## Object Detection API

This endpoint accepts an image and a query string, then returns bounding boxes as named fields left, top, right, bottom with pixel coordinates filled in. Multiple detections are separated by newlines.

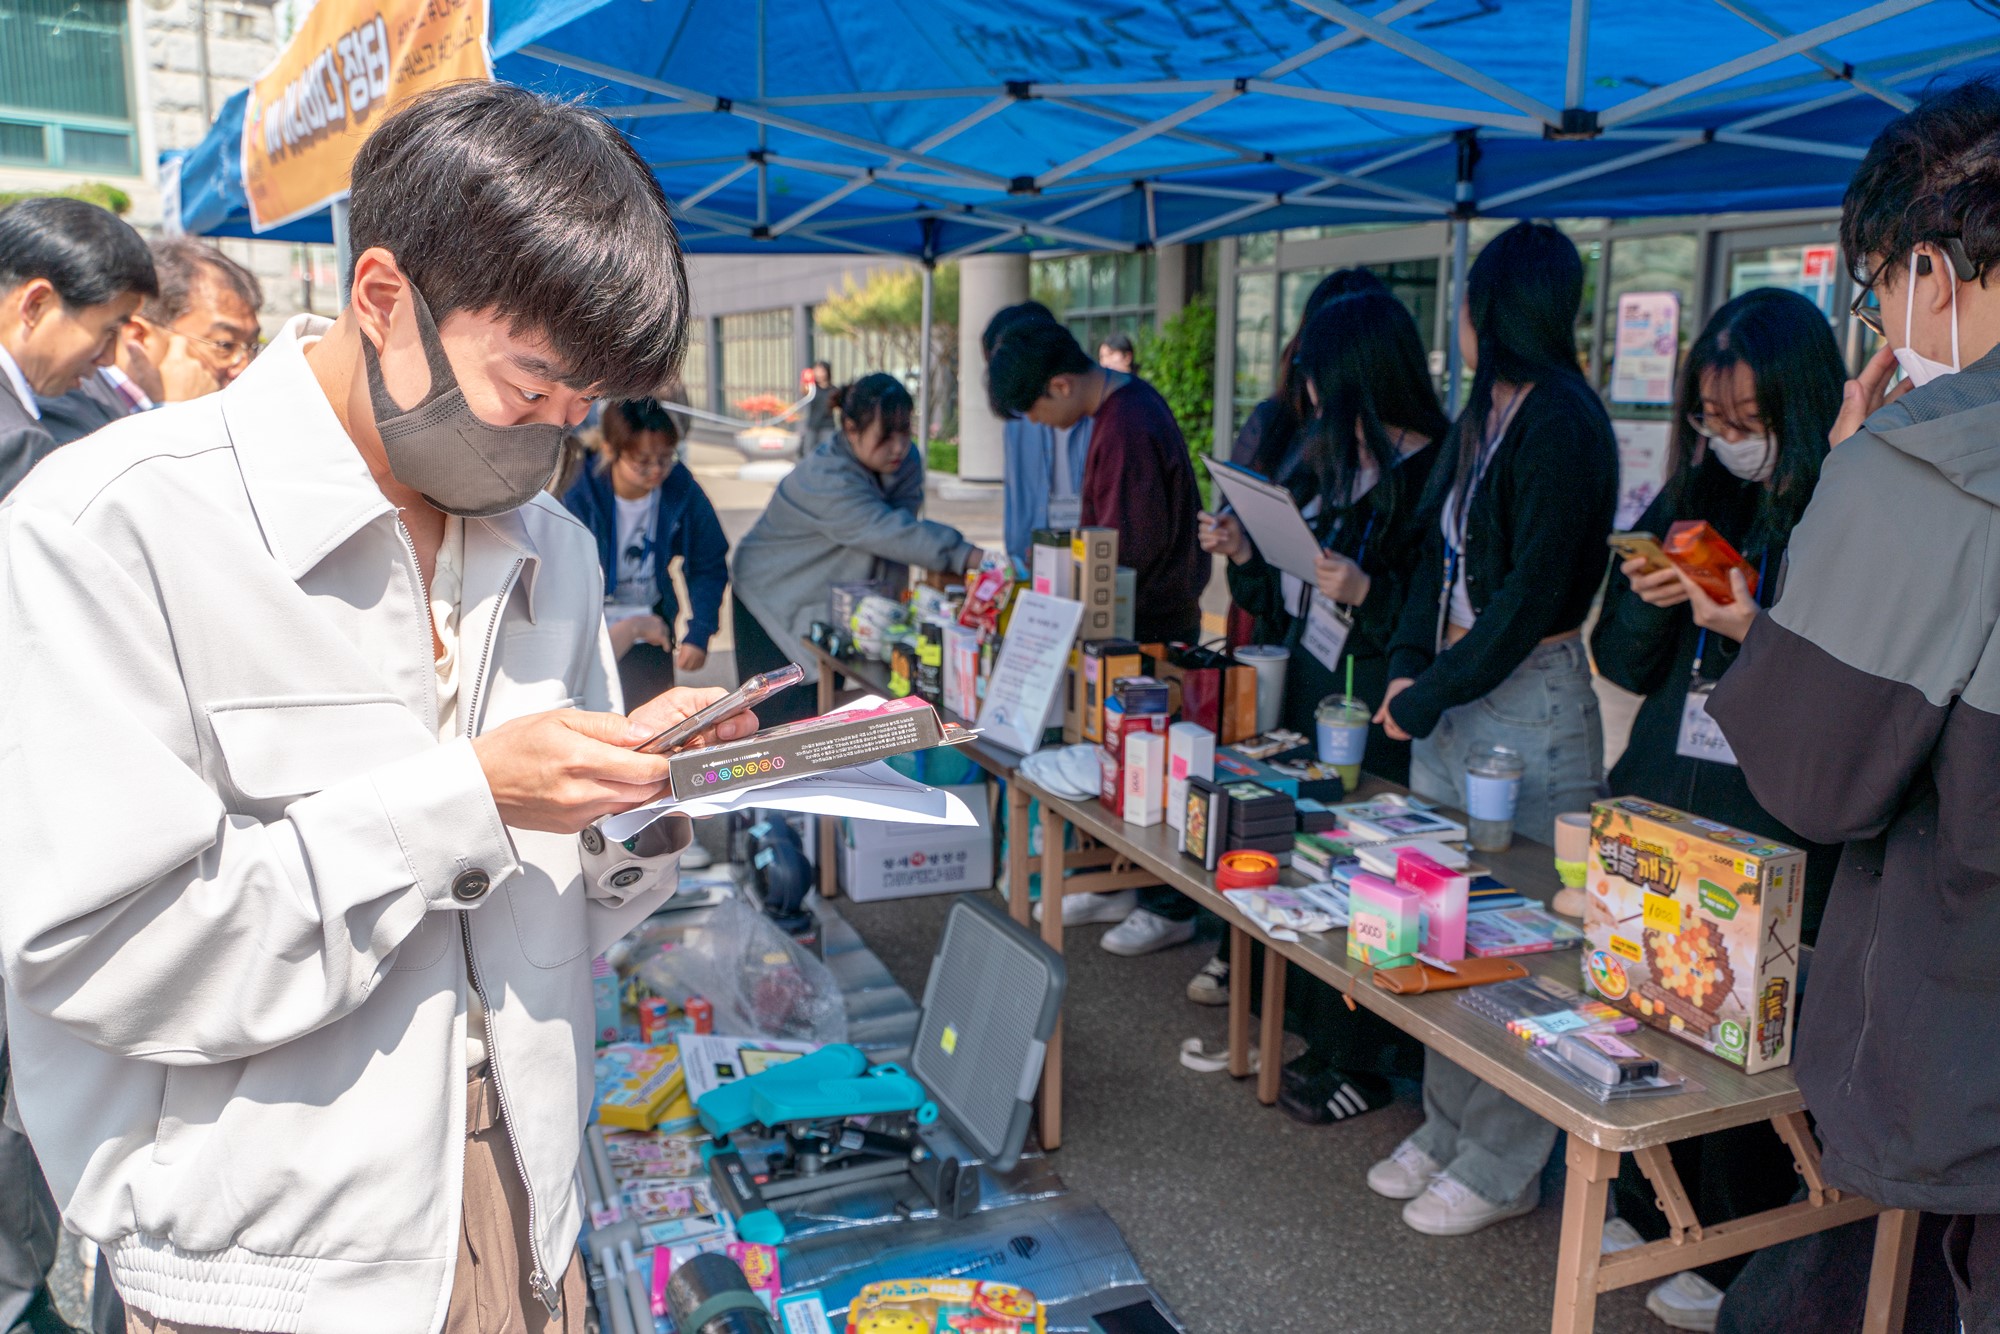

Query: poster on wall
left=241, top=0, right=490, bottom=231
left=1613, top=418, right=1672, bottom=531
left=1610, top=291, right=1681, bottom=405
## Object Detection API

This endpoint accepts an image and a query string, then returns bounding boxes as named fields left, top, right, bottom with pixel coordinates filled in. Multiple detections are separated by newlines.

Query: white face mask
left=1708, top=432, right=1776, bottom=482
left=1895, top=252, right=1961, bottom=388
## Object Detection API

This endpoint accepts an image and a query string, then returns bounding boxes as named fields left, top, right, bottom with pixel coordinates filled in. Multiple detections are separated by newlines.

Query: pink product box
left=1397, top=847, right=1470, bottom=963
left=1347, top=872, right=1423, bottom=969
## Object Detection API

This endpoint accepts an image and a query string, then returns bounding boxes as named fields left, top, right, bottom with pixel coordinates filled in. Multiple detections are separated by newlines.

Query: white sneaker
left=1401, top=1173, right=1538, bottom=1236
left=1645, top=1272, right=1723, bottom=1332
left=1186, top=956, right=1230, bottom=1005
left=1100, top=908, right=1197, bottom=957
left=1366, top=1140, right=1443, bottom=1200
left=1602, top=1216, right=1647, bottom=1254
left=1032, top=888, right=1136, bottom=927
left=680, top=842, right=714, bottom=870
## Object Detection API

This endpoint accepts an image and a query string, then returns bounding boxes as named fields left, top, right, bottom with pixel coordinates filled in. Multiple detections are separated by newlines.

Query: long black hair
left=1292, top=290, right=1450, bottom=526
left=1659, top=288, right=1842, bottom=557
left=1249, top=267, right=1390, bottom=476
left=1438, top=222, right=1585, bottom=524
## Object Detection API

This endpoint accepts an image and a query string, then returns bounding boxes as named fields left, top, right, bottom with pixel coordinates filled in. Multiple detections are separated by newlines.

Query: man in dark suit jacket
left=0, top=197, right=155, bottom=502
left=37, top=237, right=264, bottom=447
left=0, top=193, right=153, bottom=1334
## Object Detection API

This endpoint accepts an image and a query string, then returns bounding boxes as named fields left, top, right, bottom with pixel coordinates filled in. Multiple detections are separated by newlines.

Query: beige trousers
left=127, top=1075, right=587, bottom=1334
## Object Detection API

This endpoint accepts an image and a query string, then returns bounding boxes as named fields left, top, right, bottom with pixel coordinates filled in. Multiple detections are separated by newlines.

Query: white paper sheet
left=975, top=591, right=1083, bottom=754
left=601, top=760, right=977, bottom=842
left=1202, top=456, right=1323, bottom=583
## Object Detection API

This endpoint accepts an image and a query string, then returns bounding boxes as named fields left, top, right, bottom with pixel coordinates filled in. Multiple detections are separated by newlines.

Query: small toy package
left=844, top=1278, right=1046, bottom=1333
left=1347, top=872, right=1422, bottom=969
left=1583, top=798, right=1805, bottom=1073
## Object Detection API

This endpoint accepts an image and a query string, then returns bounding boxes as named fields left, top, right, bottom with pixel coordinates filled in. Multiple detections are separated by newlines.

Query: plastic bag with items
left=631, top=897, right=848, bottom=1046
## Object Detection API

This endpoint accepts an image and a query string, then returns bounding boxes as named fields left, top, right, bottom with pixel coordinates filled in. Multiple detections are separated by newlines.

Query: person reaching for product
left=562, top=396, right=728, bottom=708
left=1589, top=286, right=1844, bottom=1333
left=1367, top=221, right=1618, bottom=1238
left=732, top=372, right=984, bottom=726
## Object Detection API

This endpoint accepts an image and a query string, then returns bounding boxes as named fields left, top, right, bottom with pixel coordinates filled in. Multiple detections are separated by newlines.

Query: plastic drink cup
left=1236, top=645, right=1290, bottom=735
left=1315, top=694, right=1371, bottom=792
left=1464, top=743, right=1526, bottom=851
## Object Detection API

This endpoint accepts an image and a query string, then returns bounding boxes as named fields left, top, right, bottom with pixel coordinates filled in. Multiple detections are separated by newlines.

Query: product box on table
left=1071, top=527, right=1119, bottom=639
left=668, top=697, right=972, bottom=798
left=1582, top=798, right=1805, bottom=1073
left=1098, top=698, right=1167, bottom=816
left=1030, top=529, right=1074, bottom=599
left=1080, top=640, right=1142, bottom=743
left=1122, top=730, right=1166, bottom=827
left=1165, top=722, right=1216, bottom=832
left=839, top=782, right=994, bottom=901
left=1347, top=872, right=1423, bottom=969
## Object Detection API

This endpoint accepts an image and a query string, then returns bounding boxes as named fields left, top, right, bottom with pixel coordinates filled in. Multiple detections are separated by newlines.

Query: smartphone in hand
left=633, top=663, right=804, bottom=755
left=1607, top=530, right=1670, bottom=573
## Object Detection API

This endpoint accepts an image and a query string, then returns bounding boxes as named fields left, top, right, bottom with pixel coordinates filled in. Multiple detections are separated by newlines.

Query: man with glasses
left=1709, top=76, right=2000, bottom=1328
left=39, top=238, right=263, bottom=445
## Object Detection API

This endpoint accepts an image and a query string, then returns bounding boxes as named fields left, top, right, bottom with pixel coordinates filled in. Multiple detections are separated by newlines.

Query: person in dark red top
left=986, top=319, right=1204, bottom=643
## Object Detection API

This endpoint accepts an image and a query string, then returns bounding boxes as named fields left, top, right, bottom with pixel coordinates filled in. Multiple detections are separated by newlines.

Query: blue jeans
left=1410, top=1051, right=1557, bottom=1205
left=1408, top=638, right=1605, bottom=846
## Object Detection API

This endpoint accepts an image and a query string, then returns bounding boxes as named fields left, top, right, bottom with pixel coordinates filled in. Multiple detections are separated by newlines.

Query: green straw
left=1345, top=657, right=1354, bottom=701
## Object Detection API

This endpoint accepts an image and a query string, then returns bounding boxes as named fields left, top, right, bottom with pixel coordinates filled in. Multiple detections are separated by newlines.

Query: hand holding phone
left=633, top=663, right=804, bottom=755
left=1606, top=530, right=1670, bottom=573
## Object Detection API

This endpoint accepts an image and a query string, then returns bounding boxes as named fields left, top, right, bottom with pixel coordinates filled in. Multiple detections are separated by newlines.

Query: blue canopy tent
left=168, top=0, right=2000, bottom=421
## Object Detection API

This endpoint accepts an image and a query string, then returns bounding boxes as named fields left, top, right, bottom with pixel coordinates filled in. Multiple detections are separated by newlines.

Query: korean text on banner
left=241, top=0, right=491, bottom=231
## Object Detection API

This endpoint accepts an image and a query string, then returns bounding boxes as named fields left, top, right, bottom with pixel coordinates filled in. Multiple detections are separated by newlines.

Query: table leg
left=1228, top=925, right=1252, bottom=1080
left=1257, top=950, right=1285, bottom=1106
left=1037, top=805, right=1069, bottom=1151
left=1550, top=1138, right=1616, bottom=1334
left=1006, top=779, right=1031, bottom=927
left=817, top=666, right=839, bottom=898
left=1863, top=1208, right=1920, bottom=1334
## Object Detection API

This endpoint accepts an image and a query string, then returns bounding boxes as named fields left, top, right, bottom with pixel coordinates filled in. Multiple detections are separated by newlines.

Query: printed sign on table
left=242, top=0, right=490, bottom=231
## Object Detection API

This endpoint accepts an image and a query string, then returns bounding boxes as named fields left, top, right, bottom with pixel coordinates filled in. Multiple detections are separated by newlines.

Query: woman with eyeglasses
left=561, top=396, right=730, bottom=710
left=1587, top=286, right=1847, bottom=1332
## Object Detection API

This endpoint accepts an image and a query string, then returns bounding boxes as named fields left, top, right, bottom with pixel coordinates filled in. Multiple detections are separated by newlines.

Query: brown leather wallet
left=1371, top=957, right=1530, bottom=994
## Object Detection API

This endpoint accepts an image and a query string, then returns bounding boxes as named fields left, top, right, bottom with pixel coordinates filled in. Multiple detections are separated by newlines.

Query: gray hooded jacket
left=1710, top=344, right=2000, bottom=1213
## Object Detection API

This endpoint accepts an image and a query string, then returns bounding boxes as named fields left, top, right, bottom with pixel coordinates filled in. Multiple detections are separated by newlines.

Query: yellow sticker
left=1611, top=934, right=1643, bottom=962
left=1643, top=892, right=1683, bottom=935
left=941, top=1025, right=958, bottom=1055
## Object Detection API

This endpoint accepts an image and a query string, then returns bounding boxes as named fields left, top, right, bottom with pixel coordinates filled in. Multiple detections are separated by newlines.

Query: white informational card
left=1202, top=456, right=1322, bottom=584
left=975, top=591, right=1084, bottom=754
left=676, top=1034, right=820, bottom=1104
left=602, top=758, right=977, bottom=842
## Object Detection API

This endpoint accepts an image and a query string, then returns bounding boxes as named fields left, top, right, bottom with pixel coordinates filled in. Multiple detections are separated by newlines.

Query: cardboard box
left=1348, top=873, right=1423, bottom=969
left=1583, top=798, right=1805, bottom=1074
left=1072, top=527, right=1119, bottom=639
left=941, top=622, right=981, bottom=720
left=1080, top=639, right=1141, bottom=743
left=1098, top=700, right=1167, bottom=815
left=1114, top=566, right=1136, bottom=641
left=1165, top=722, right=1216, bottom=832
left=1397, top=848, right=1469, bottom=963
left=1030, top=529, right=1074, bottom=599
left=839, top=783, right=994, bottom=902
left=1123, top=731, right=1166, bottom=827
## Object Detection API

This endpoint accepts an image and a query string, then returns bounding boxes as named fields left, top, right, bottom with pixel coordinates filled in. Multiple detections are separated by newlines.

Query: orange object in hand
left=1663, top=520, right=1760, bottom=605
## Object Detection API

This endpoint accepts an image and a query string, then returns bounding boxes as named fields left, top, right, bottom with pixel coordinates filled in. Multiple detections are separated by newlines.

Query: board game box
left=1582, top=798, right=1805, bottom=1074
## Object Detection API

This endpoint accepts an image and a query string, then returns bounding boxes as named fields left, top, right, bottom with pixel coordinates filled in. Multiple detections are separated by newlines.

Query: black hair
left=1098, top=332, right=1137, bottom=370
left=1251, top=268, right=1390, bottom=476
left=813, top=359, right=833, bottom=375
left=986, top=319, right=1096, bottom=416
left=1842, top=76, right=2000, bottom=284
left=1292, top=289, right=1451, bottom=525
left=981, top=300, right=1057, bottom=360
left=0, top=196, right=156, bottom=306
left=1438, top=222, right=1584, bottom=525
left=143, top=237, right=261, bottom=326
left=839, top=372, right=913, bottom=440
left=1659, top=288, right=1842, bottom=557
left=607, top=397, right=681, bottom=446
left=347, top=83, right=686, bottom=402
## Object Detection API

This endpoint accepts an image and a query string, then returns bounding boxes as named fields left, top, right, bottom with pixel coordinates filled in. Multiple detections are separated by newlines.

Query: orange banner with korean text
left=241, top=0, right=490, bottom=231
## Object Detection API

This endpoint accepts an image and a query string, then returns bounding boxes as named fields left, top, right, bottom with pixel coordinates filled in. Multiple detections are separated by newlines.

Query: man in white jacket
left=0, top=84, right=753, bottom=1334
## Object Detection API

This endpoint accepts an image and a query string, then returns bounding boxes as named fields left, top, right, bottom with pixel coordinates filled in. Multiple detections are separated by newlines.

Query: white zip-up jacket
left=0, top=317, right=688, bottom=1333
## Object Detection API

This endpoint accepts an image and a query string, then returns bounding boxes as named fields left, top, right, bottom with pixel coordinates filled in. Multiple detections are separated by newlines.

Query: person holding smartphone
left=1589, top=287, right=1845, bottom=1331
left=1196, top=288, right=1445, bottom=1122
left=1366, top=222, right=1618, bottom=1237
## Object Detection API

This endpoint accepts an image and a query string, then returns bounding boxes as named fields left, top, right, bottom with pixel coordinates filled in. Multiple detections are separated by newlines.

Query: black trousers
left=730, top=594, right=816, bottom=727
left=1949, top=1214, right=2000, bottom=1333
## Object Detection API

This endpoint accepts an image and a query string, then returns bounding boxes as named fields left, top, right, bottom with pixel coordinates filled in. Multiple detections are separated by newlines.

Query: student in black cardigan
left=1590, top=287, right=1843, bottom=1330
left=1369, top=221, right=1619, bottom=1238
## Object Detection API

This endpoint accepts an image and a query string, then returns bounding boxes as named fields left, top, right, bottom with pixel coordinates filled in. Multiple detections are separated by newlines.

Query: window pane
left=1143, top=254, right=1157, bottom=306
left=1088, top=254, right=1116, bottom=307
left=0, top=0, right=131, bottom=119
left=1601, top=233, right=1698, bottom=393
left=1237, top=231, right=1277, bottom=266
left=0, top=118, right=44, bottom=164
left=1067, top=257, right=1089, bottom=307
left=61, top=126, right=129, bottom=169
left=1279, top=267, right=1331, bottom=345
left=1727, top=243, right=1840, bottom=320
left=1234, top=270, right=1276, bottom=420
left=1117, top=252, right=1143, bottom=306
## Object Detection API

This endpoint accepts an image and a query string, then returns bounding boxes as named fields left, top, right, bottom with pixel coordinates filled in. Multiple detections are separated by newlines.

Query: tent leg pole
left=1445, top=216, right=1468, bottom=415
left=918, top=263, right=935, bottom=466
left=332, top=197, right=353, bottom=309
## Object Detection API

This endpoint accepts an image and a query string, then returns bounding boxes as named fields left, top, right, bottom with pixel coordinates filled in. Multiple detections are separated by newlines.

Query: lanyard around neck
left=1691, top=548, right=1770, bottom=677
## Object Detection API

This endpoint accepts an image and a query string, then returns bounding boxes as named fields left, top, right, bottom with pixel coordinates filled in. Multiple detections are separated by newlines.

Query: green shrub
left=1137, top=296, right=1217, bottom=509
left=0, top=182, right=132, bottom=215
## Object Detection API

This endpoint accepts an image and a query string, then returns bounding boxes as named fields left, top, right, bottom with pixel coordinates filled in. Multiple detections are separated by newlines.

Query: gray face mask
left=362, top=282, right=566, bottom=518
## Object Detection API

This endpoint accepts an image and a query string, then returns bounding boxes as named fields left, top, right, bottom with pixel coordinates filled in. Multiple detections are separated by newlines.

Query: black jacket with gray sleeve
left=1709, top=347, right=2000, bottom=1213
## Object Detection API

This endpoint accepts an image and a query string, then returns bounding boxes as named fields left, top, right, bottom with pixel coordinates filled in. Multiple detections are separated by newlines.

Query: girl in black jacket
left=1590, top=287, right=1844, bottom=1327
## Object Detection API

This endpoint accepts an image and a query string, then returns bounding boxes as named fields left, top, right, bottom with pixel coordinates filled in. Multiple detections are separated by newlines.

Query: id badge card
left=1046, top=494, right=1082, bottom=531
left=1300, top=593, right=1353, bottom=672
left=1676, top=680, right=1739, bottom=766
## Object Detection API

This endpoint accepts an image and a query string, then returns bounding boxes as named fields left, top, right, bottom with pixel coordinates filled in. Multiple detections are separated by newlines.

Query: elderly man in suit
left=0, top=193, right=152, bottom=1334
left=0, top=197, right=155, bottom=499
left=38, top=238, right=262, bottom=446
